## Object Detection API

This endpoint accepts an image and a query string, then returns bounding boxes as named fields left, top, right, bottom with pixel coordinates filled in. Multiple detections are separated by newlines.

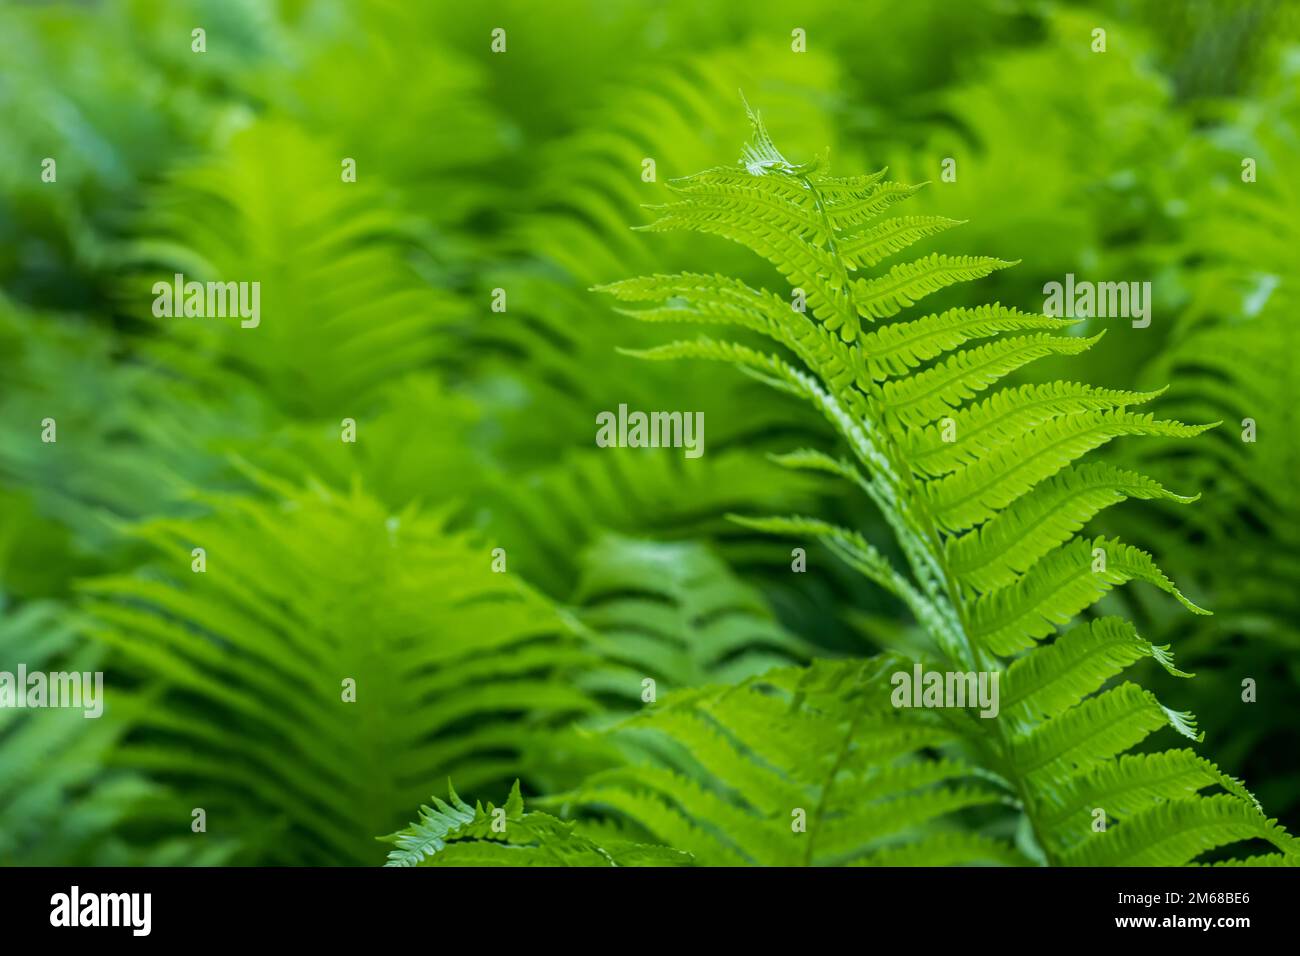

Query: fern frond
left=122, top=119, right=456, bottom=417
left=0, top=602, right=237, bottom=865
left=592, top=106, right=1285, bottom=867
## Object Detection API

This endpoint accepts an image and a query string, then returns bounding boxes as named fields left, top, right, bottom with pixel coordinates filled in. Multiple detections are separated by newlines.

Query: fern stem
left=799, top=171, right=1060, bottom=866
left=803, top=662, right=874, bottom=866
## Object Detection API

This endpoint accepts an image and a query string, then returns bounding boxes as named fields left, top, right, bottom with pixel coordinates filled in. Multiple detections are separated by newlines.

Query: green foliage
left=383, top=780, right=689, bottom=867
left=123, top=118, right=458, bottom=417
left=1118, top=65, right=1300, bottom=821
left=78, top=473, right=610, bottom=865
left=589, top=109, right=1297, bottom=865
left=463, top=44, right=841, bottom=590
left=1, top=0, right=1295, bottom=869
left=479, top=447, right=821, bottom=597
left=574, top=533, right=812, bottom=700
left=544, top=658, right=1029, bottom=866
left=0, top=297, right=235, bottom=568
left=0, top=601, right=236, bottom=865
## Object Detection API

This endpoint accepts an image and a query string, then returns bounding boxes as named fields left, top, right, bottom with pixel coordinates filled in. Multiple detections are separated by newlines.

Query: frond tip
left=738, top=89, right=817, bottom=176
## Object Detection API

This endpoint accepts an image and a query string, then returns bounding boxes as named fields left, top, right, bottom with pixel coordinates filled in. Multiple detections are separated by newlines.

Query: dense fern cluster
left=2, top=0, right=1297, bottom=868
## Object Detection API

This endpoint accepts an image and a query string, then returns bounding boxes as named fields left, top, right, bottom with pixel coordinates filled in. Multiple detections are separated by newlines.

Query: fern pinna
left=564, top=105, right=1299, bottom=866
left=382, top=781, right=689, bottom=867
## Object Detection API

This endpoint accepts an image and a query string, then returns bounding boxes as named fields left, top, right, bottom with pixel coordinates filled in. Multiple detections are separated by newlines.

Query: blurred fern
left=573, top=533, right=813, bottom=704
left=0, top=601, right=236, bottom=865
left=1121, top=67, right=1300, bottom=819
left=122, top=119, right=458, bottom=417
left=79, top=471, right=610, bottom=865
left=0, top=297, right=246, bottom=568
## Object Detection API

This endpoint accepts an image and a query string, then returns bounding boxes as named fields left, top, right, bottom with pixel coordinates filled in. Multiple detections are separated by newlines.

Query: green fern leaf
left=591, top=105, right=1289, bottom=868
left=945, top=463, right=1197, bottom=592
